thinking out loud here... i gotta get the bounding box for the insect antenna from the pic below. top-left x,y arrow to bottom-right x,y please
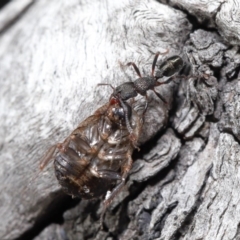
152,49 -> 169,76
97,83 -> 115,90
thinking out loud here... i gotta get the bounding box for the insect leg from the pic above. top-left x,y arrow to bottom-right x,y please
161,74 -> 188,84
118,98 -> 134,135
40,134 -> 74,170
100,153 -> 133,228
143,94 -> 149,116
152,49 -> 169,76
126,62 -> 142,78
98,170 -> 122,180
39,144 -> 58,170
152,52 -> 160,77
59,136 -> 72,152
153,89 -> 167,104
116,99 -> 139,149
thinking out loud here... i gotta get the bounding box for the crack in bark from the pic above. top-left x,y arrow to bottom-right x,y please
173,164 -> 213,239
15,192 -> 80,240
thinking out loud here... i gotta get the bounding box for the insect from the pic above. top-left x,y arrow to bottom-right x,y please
40,97 -> 143,225
115,53 -> 183,105
99,53 -> 183,134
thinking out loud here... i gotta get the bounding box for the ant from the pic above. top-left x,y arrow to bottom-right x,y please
99,52 -> 184,135
114,53 -> 183,107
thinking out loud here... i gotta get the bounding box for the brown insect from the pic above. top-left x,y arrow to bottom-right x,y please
40,96 -> 143,225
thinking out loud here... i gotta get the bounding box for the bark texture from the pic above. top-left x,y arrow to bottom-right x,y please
0,0 -> 240,239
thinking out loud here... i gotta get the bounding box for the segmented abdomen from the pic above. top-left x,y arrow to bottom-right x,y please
54,112 -> 132,199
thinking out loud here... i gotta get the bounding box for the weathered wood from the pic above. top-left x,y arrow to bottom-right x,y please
1,0 -> 240,239
161,0 -> 240,45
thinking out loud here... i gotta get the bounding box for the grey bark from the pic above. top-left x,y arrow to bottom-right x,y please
0,0 -> 240,239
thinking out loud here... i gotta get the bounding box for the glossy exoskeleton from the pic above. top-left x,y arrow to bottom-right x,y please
40,98 -> 142,224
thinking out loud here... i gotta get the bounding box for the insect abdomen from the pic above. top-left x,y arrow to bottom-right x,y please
54,147 -> 115,199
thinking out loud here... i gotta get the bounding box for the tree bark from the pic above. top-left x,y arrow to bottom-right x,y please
0,0 -> 239,239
